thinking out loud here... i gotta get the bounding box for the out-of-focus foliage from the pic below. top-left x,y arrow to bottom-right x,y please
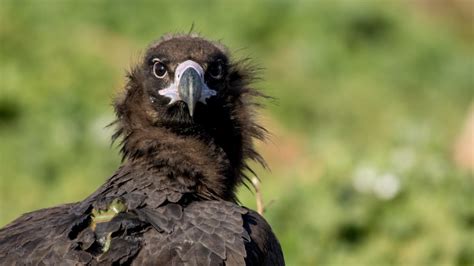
0,0 -> 473,265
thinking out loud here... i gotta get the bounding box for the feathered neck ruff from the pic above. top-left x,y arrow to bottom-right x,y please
110,40 -> 268,202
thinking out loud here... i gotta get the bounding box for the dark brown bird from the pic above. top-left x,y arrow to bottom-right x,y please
0,34 -> 284,265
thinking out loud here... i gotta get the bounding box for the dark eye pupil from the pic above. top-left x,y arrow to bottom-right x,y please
209,62 -> 222,78
153,62 -> 167,78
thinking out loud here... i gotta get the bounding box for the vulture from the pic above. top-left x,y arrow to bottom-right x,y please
0,34 -> 285,265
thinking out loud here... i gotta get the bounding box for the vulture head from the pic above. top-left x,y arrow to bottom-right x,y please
113,34 -> 267,201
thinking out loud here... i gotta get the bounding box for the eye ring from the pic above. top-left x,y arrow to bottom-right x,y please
152,59 -> 167,79
208,60 -> 223,79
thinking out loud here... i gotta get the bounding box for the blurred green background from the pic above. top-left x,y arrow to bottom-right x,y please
1,0 -> 473,265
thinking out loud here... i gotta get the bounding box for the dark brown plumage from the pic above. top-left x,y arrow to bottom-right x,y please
0,34 -> 284,265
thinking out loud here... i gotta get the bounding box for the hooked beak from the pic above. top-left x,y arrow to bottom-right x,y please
178,66 -> 203,117
158,60 -> 217,117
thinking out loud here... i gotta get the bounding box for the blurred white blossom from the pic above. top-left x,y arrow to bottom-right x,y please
353,166 -> 378,193
353,166 -> 401,200
373,173 -> 401,200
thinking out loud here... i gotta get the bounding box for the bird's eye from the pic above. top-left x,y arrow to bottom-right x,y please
208,61 -> 223,79
152,59 -> 167,79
